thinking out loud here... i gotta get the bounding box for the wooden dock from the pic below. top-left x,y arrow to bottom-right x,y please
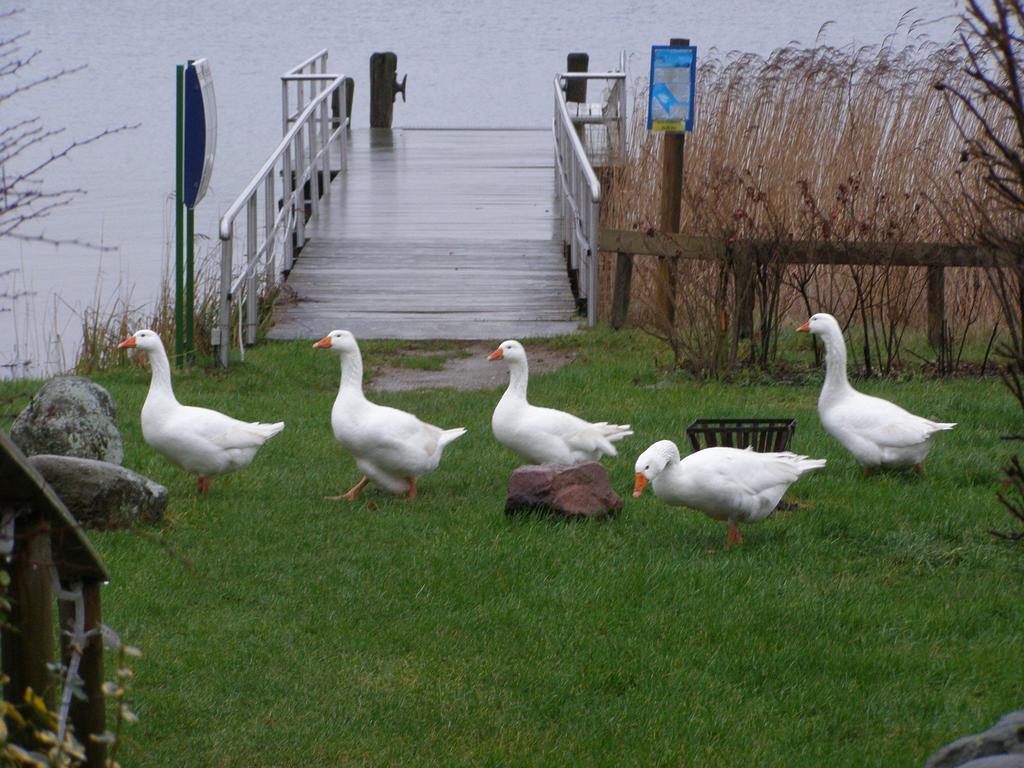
267,128 -> 580,341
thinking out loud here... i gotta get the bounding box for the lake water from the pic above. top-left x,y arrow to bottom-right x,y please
0,0 -> 960,376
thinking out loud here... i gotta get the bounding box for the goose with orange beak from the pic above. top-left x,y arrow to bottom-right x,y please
797,312 -> 955,475
633,439 -> 825,547
488,339 -> 632,465
314,330 -> 466,500
116,329 -> 284,494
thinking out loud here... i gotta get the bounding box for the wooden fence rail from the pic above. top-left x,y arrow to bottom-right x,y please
600,228 -> 1018,344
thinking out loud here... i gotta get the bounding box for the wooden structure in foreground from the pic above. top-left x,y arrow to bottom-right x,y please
602,228 -> 1016,346
0,430 -> 108,768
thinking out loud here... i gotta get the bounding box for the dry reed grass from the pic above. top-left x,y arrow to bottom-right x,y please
601,25 -> 1009,376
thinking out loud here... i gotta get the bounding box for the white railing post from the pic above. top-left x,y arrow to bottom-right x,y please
264,174 -> 275,284
588,196 -> 599,326
307,111 -> 320,216
246,197 -> 258,345
281,79 -> 289,136
320,98 -> 331,197
294,130 -> 306,250
217,234 -> 232,367
282,144 -> 296,271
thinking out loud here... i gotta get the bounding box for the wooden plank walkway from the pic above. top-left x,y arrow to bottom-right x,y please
267,128 -> 580,341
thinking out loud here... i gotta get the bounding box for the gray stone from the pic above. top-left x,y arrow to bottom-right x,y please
28,455 -> 167,529
926,711 -> 1024,768
505,462 -> 623,519
11,377 -> 123,464
958,757 -> 1024,768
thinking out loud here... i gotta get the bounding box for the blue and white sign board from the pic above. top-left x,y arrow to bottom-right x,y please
647,45 -> 697,132
183,58 -> 217,209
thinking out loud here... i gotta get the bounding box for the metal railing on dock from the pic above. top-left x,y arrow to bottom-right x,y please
214,51 -> 350,367
552,54 -> 626,326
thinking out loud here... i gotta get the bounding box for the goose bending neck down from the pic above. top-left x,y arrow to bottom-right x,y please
117,329 -> 284,494
314,330 -> 466,500
633,440 -> 826,547
488,339 -> 632,466
797,313 -> 955,474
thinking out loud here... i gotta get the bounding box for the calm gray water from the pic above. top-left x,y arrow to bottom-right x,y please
0,0 -> 960,376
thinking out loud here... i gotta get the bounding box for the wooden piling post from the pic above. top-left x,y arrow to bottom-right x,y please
370,52 -> 406,128
927,265 -> 945,349
655,38 -> 689,331
565,53 -> 589,103
332,76 -> 355,128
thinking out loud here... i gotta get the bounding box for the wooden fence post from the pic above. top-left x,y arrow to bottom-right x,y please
734,247 -> 755,340
611,251 -> 633,328
655,38 -> 689,331
2,514 -> 56,708
927,265 -> 945,348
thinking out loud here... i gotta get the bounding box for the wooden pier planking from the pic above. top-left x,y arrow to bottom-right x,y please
267,128 -> 580,341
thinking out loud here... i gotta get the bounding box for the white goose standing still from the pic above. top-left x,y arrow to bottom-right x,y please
633,440 -> 826,547
797,313 -> 955,474
488,339 -> 632,465
314,330 -> 466,500
117,329 -> 284,494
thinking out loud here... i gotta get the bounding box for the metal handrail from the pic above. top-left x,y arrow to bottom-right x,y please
214,52 -> 349,367
552,54 -> 627,326
281,49 -> 328,133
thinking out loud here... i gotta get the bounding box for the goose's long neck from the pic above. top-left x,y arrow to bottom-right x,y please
820,326 -> 853,398
339,349 -> 366,400
502,358 -> 529,402
146,344 -> 178,405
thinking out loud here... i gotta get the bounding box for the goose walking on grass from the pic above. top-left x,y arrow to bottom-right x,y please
633,440 -> 826,547
797,313 -> 955,475
117,329 -> 284,494
314,330 -> 466,500
488,339 -> 632,465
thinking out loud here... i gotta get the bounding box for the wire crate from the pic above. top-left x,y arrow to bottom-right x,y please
685,418 -> 797,453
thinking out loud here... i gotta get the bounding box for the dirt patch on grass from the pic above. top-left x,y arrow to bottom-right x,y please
369,341 -> 575,392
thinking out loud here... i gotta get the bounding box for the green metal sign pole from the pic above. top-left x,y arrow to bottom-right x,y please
174,64 -> 185,367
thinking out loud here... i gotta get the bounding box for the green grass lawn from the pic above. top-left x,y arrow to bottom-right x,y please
2,328 -> 1021,767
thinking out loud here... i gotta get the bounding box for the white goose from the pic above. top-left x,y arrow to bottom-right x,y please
314,330 -> 466,500
117,329 -> 284,494
798,313 -> 955,474
633,440 -> 826,547
488,339 -> 632,465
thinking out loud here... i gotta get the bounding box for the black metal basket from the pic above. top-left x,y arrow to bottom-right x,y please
685,418 -> 797,453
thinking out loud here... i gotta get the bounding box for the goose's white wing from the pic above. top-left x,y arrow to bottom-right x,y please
832,393 -> 954,449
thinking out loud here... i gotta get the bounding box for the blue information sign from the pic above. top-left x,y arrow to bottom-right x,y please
183,59 -> 217,209
647,45 -> 697,132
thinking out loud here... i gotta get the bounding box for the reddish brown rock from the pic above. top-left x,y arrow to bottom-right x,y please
504,462 -> 623,519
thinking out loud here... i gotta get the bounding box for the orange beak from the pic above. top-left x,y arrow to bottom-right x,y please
313,336 -> 332,349
487,347 -> 503,361
632,472 -> 648,497
796,320 -> 810,333
117,335 -> 136,349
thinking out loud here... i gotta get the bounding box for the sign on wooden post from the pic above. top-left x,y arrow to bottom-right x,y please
649,40 -> 696,330
647,44 -> 697,133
